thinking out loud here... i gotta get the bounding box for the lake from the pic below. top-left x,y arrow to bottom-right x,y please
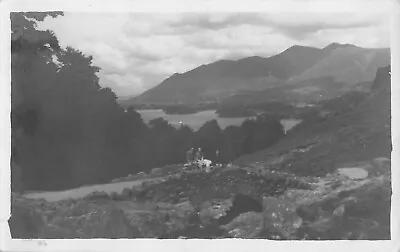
138,109 -> 302,133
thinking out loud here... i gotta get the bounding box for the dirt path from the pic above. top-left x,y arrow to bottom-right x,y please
22,177 -> 162,202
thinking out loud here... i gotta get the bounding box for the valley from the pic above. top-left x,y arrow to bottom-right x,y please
9,11 -> 392,242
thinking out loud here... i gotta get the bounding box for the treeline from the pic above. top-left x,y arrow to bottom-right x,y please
216,101 -> 305,118
11,12 -> 285,192
162,105 -> 199,115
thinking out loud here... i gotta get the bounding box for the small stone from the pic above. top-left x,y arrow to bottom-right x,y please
333,204 -> 345,217
337,167 -> 368,180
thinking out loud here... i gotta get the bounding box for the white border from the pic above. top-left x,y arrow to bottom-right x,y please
0,0 -> 399,252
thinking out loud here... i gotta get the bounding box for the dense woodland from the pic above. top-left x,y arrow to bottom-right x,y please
11,12 -> 285,192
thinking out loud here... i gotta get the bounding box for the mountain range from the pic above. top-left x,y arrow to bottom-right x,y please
124,43 -> 390,106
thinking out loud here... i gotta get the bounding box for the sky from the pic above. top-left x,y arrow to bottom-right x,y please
36,3 -> 391,98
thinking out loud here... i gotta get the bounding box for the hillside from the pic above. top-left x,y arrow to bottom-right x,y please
289,46 -> 390,84
234,66 -> 391,176
128,43 -> 389,106
10,66 -> 391,240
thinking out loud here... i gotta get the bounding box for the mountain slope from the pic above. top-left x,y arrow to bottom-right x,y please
134,45 -> 325,105
289,46 -> 390,84
131,43 -> 389,105
234,65 -> 391,177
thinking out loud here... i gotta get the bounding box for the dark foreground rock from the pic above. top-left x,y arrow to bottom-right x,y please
8,157 -> 390,239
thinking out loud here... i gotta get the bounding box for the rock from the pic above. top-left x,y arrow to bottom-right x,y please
43,201 -> 142,238
332,204 -> 345,217
9,195 -> 142,238
8,198 -> 46,238
198,198 -> 233,225
137,171 -> 147,177
14,155 -> 390,239
289,164 -> 391,239
336,167 -> 369,180
296,204 -> 319,222
220,212 -> 264,238
262,196 -> 303,239
121,200 -> 196,237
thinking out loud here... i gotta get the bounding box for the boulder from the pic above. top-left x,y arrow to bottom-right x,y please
198,198 -> 233,225
220,212 -> 264,238
336,167 -> 369,180
262,196 -> 303,239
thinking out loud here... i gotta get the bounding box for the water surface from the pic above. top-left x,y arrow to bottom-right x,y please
138,109 -> 254,131
138,109 -> 302,132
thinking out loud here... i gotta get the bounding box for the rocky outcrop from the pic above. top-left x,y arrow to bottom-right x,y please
370,65 -> 390,92
136,167 -> 312,206
9,196 -> 140,238
8,194 -> 47,239
9,157 -> 390,239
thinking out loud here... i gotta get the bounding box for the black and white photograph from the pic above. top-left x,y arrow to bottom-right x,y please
1,0 -> 398,248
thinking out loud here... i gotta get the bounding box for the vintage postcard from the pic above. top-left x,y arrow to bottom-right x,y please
0,0 -> 399,251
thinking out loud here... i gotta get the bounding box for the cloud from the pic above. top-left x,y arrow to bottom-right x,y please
262,13 -> 386,39
37,9 -> 390,97
164,12 -> 384,40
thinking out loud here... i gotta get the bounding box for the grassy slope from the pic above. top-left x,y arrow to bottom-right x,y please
233,81 -> 391,177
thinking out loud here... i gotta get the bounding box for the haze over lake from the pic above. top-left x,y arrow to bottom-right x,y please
138,109 -> 302,132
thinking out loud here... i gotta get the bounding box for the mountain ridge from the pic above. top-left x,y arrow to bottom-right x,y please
127,43 -> 389,106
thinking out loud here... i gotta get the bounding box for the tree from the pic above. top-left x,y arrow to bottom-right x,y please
220,125 -> 245,163
195,120 -> 222,161
10,11 -> 288,192
11,12 -> 128,190
11,12 -> 64,191
240,116 -> 284,154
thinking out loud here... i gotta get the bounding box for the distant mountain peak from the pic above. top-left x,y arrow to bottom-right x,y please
289,44 -> 313,49
282,44 -> 319,53
323,43 -> 359,52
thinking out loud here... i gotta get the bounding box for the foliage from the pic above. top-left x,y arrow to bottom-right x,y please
11,12 -> 287,191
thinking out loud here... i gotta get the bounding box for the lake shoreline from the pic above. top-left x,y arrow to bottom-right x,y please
137,109 -> 302,133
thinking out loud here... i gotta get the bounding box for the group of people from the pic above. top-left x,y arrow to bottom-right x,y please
186,147 -> 204,166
